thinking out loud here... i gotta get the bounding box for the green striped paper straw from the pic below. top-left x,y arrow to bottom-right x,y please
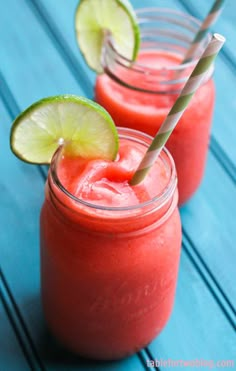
182,0 -> 225,64
130,33 -> 225,186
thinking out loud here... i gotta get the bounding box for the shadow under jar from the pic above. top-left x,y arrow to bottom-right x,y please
95,8 -> 215,206
40,128 -> 182,360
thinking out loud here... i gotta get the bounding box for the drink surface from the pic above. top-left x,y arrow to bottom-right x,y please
95,50 -> 215,205
57,138 -> 169,209
40,132 -> 182,360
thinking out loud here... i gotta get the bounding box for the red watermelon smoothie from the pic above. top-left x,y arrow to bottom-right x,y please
40,128 -> 182,360
95,8 -> 215,205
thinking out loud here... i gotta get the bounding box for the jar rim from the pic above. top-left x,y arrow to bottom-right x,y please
101,7 -> 213,94
104,7 -> 211,72
49,127 -> 177,213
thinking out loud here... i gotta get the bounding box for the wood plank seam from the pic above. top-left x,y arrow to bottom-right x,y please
210,132 -> 236,184
0,70 -> 20,121
146,233 -> 236,367
25,0 -> 236,186
182,232 -> 236,330
183,229 -> 236,318
138,349 -> 160,371
1,46 -> 235,361
0,271 -> 45,371
0,70 -> 48,182
145,348 -> 160,370
0,283 -> 32,370
24,0 -> 93,99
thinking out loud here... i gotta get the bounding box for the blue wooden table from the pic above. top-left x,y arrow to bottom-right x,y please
0,1 -> 235,370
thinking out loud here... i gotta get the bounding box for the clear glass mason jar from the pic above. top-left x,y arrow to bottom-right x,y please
40,128 -> 182,360
95,8 -> 215,206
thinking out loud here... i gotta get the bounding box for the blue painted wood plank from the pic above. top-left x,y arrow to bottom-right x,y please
0,95 -> 235,369
181,151 -> 236,308
30,0 -> 236,365
25,0 -> 94,99
0,0 -> 88,111
23,0 -> 236,177
148,249 -> 236,369
28,0 -> 236,312
37,0 -> 236,168
0,94 -> 235,369
0,0 -> 235,368
0,280 -> 30,371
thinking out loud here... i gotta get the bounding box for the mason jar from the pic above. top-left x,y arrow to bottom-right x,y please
40,127 -> 182,360
95,8 -> 215,205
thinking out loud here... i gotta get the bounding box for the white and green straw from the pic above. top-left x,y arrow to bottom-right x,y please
130,33 -> 225,186
182,0 -> 225,64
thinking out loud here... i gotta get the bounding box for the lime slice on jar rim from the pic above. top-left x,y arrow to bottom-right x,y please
75,0 -> 140,73
10,95 -> 119,164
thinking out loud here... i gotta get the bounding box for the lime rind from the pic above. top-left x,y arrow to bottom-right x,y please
10,95 -> 119,164
75,0 -> 140,73
116,0 -> 140,60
